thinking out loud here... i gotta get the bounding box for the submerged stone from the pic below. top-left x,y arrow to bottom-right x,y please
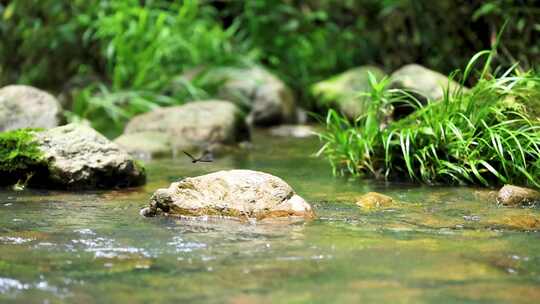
389,64 -> 465,102
355,192 -> 394,210
497,185 -> 540,207
114,100 -> 250,159
0,85 -> 62,131
310,66 -> 386,120
141,169 -> 314,220
0,124 -> 146,189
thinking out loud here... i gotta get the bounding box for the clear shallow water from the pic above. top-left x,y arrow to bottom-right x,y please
1,130 -> 539,303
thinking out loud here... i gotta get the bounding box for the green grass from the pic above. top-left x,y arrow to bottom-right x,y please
64,0 -> 253,137
0,129 -> 45,179
317,51 -> 540,188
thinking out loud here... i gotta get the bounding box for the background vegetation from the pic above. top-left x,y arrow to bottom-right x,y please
0,0 -> 539,186
0,0 -> 538,139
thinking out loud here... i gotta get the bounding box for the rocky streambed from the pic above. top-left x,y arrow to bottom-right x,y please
1,131 -> 540,303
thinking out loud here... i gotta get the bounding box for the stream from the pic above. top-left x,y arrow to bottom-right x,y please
1,130 -> 539,303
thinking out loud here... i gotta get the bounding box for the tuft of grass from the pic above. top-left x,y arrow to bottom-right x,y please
64,0 -> 254,137
0,129 -> 47,187
318,51 -> 540,188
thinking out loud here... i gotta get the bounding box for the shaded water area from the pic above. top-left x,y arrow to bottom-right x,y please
1,130 -> 540,303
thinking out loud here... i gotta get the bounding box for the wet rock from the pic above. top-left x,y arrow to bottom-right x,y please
33,124 -> 146,189
0,124 -> 147,189
114,131 -> 173,160
142,169 -> 314,220
0,85 -> 62,131
355,192 -> 394,210
497,185 -> 540,207
268,125 -> 315,138
311,66 -> 386,119
389,64 -> 465,102
114,101 -> 250,159
211,66 -> 297,126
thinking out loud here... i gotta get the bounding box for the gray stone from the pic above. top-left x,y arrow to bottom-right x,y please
497,185 -> 540,207
310,66 -> 386,119
142,169 -> 314,220
212,66 -> 297,126
0,85 -> 62,131
389,64 -> 465,102
114,131 -> 173,160
34,124 -> 146,189
115,100 -> 250,159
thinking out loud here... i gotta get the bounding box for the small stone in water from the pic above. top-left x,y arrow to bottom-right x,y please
356,192 -> 394,210
463,215 -> 481,221
497,185 -> 540,207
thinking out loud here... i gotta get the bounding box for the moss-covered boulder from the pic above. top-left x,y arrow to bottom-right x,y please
203,66 -> 297,126
114,100 -> 250,159
310,66 -> 386,119
141,169 -> 314,220
389,64 -> 465,102
0,85 -> 62,131
0,124 -> 146,189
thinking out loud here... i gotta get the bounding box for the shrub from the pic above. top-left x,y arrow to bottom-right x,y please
65,0 -> 253,136
317,50 -> 540,188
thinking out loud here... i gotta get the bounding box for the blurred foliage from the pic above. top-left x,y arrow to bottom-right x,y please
89,0 -> 248,91
0,0 -> 98,87
0,0 -> 253,136
225,0 -> 539,102
0,0 -> 538,136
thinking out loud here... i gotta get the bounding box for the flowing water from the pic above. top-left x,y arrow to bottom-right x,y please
1,130 -> 539,303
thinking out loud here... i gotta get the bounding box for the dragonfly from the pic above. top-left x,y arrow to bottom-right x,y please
182,150 -> 214,163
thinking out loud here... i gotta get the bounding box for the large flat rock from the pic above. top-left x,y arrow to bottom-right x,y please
141,169 -> 314,220
115,100 -> 250,159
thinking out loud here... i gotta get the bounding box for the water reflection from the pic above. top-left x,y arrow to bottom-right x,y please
0,131 -> 539,303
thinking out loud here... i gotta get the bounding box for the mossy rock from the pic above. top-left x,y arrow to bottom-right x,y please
310,66 -> 386,119
0,124 -> 146,189
0,128 -> 48,186
389,64 -> 466,103
200,66 -> 298,126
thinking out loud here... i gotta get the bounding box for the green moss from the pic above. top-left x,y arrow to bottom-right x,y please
0,129 -> 45,173
0,129 -> 48,187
